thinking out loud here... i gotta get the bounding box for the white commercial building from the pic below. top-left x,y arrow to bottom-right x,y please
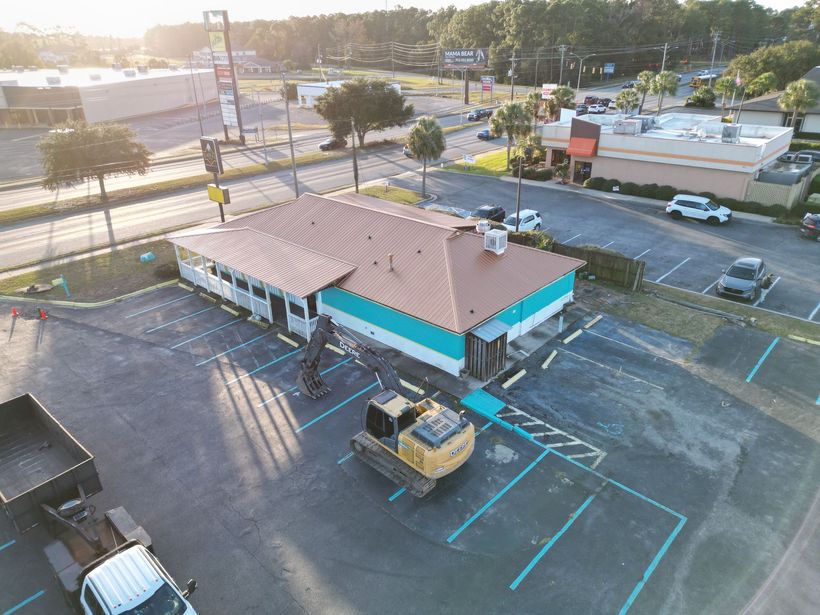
0,67 -> 217,127
295,80 -> 401,108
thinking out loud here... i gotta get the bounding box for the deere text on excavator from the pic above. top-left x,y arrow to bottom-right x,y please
297,315 -> 475,497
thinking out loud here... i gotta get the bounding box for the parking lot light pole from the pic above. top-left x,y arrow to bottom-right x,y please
281,71 -> 300,198
515,153 -> 523,232
350,117 -> 359,193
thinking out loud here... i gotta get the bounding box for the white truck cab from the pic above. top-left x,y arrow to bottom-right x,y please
80,544 -> 197,615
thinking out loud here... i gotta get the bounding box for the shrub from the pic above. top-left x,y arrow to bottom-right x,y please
638,183 -> 660,198
619,182 -> 639,195
657,185 -> 677,201
584,177 -> 606,190
507,230 -> 553,251
602,178 -> 621,192
698,191 -> 717,201
520,167 -> 553,181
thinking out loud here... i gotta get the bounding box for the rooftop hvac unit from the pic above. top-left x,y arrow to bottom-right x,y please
123,69 -> 136,77
57,65 -> 69,74
638,117 -> 655,133
613,119 -> 641,135
137,65 -> 148,74
484,229 -> 508,255
721,124 -> 741,143
475,219 -> 491,234
46,76 -> 61,85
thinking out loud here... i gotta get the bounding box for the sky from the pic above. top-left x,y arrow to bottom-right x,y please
0,0 -> 808,39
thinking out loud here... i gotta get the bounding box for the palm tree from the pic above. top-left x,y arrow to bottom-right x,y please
635,70 -> 655,114
407,116 -> 446,198
524,91 -> 541,134
651,71 -> 679,115
779,79 -> 819,129
551,85 -> 576,112
714,76 -> 739,113
747,72 -> 777,98
615,89 -> 639,114
490,102 -> 532,170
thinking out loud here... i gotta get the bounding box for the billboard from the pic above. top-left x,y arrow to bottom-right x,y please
443,48 -> 489,69
481,76 -> 494,92
203,10 -> 227,32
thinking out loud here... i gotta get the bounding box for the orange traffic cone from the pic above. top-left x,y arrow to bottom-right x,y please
38,308 -> 48,320
11,307 -> 18,318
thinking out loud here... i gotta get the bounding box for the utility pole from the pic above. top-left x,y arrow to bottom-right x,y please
391,41 -> 395,79
281,71 -> 300,198
257,90 -> 268,165
509,50 -> 516,101
515,154 -> 523,232
533,48 -> 541,91
708,30 -> 720,88
189,53 -> 203,136
350,117 -> 359,193
558,44 -> 568,86
657,42 -> 669,114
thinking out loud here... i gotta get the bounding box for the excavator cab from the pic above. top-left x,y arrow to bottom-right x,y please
365,390 -> 417,452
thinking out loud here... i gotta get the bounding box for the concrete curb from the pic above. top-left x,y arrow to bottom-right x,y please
0,279 -> 178,309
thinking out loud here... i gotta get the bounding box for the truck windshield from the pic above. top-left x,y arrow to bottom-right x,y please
122,583 -> 187,615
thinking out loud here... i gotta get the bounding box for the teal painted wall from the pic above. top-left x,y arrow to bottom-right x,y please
496,272 -> 575,326
321,287 -> 465,360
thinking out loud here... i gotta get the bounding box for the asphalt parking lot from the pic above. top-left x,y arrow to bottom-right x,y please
394,171 -> 820,323
1,285 -> 818,614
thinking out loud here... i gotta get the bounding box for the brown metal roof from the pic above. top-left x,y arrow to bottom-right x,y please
188,193 -> 583,333
169,227 -> 357,298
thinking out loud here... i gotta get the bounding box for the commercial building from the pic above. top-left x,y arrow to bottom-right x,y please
0,67 -> 217,127
170,193 -> 583,378
729,66 -> 820,134
295,80 -> 401,108
540,113 -> 793,203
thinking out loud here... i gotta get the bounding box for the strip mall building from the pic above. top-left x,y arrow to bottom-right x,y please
170,193 -> 583,379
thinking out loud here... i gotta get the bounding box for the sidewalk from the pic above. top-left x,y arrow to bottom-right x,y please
496,175 -> 777,224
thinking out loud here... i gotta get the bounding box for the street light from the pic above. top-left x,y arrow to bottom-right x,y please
569,52 -> 596,91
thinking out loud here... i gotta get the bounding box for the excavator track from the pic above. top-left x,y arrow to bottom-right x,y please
350,432 -> 436,498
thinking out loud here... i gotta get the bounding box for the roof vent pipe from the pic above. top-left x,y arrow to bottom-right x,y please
388,253 -> 394,271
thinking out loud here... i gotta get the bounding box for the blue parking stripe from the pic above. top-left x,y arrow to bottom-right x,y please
257,358 -> 353,406
125,294 -> 194,318
2,590 -> 45,615
447,449 -> 551,543
295,382 -> 379,434
224,346 -> 303,386
170,318 -> 241,349
618,516 -> 687,614
0,540 -> 15,553
144,307 -> 216,333
816,393 -> 819,406
510,494 -> 596,590
196,331 -> 272,366
337,452 -> 354,465
745,336 -> 780,383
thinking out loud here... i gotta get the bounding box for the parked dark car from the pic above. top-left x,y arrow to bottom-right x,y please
575,104 -> 589,115
801,212 -> 820,240
476,129 -> 494,140
622,81 -> 636,89
468,108 -> 493,121
318,136 -> 347,151
716,257 -> 769,301
471,204 -> 506,223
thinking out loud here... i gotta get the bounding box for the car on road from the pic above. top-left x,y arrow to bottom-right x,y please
503,209 -> 543,232
588,104 -> 607,114
467,108 -> 493,121
470,204 -> 506,223
476,128 -> 495,140
318,136 -> 347,151
402,144 -> 413,158
622,81 -> 636,89
666,194 -> 732,225
716,257 -> 768,300
608,99 -> 618,109
575,104 -> 589,115
800,212 -> 820,240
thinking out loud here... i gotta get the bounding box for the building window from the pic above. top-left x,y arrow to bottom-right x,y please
551,149 -> 566,166
307,294 -> 317,315
251,283 -> 266,299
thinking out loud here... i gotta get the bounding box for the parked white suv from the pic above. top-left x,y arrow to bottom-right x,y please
666,194 -> 732,225
503,209 -> 543,231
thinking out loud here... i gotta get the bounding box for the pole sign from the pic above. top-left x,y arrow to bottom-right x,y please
200,137 -> 223,174
443,48 -> 489,69
603,63 -> 615,75
541,83 -> 558,99
480,76 -> 494,92
203,10 -> 244,136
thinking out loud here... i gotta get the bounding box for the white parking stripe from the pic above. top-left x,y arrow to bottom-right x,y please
563,233 -> 582,244
702,278 -> 721,294
753,276 -> 781,307
600,241 -> 615,249
809,301 -> 820,321
634,248 -> 652,260
654,257 -> 690,283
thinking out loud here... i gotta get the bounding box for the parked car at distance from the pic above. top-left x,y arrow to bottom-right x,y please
622,81 -> 636,89
716,257 -> 768,300
608,99 -> 618,109
471,204 -> 506,223
402,144 -> 413,158
467,108 -> 493,121
800,212 -> 820,240
666,194 -> 732,225
588,104 -> 607,114
503,209 -> 543,231
575,104 -> 588,115
318,136 -> 347,151
476,128 -> 495,140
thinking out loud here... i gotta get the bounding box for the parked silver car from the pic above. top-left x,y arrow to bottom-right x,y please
716,257 -> 768,300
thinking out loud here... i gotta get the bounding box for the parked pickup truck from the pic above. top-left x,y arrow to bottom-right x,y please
0,393 -> 198,615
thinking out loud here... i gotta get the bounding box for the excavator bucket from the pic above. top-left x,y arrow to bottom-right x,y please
296,368 -> 330,399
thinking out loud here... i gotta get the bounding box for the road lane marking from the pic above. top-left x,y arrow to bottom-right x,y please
0,540 -> 15,553
295,381 -> 379,433
144,307 -> 216,333
224,347 -> 303,386
563,233 -> 582,244
170,319 -> 241,349
196,331 -> 272,366
634,248 -> 652,260
560,349 -> 664,390
125,294 -> 194,318
600,241 -> 615,249
654,257 -> 690,283
3,590 -> 46,614
808,301 -> 820,321
702,278 -> 721,294
745,337 -> 780,383
257,358 -> 352,406
337,452 -> 354,465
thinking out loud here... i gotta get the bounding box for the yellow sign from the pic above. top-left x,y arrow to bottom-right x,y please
207,184 -> 230,204
209,31 -> 226,52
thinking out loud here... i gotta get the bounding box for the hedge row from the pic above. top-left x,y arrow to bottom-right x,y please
507,166 -> 554,181
582,176 -> 796,217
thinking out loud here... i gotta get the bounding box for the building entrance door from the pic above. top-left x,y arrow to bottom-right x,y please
573,161 -> 592,184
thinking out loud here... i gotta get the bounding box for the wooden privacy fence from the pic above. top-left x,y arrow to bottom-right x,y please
552,242 -> 646,290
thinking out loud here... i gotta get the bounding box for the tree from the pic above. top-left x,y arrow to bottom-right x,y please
714,76 -> 741,110
779,79 -> 819,129
687,87 -> 716,108
314,78 -> 414,147
746,72 -> 778,98
615,89 -> 639,114
38,121 -> 151,202
635,70 -> 655,114
524,91 -> 542,133
407,116 -> 446,198
651,71 -> 679,115
490,102 -> 531,170
549,85 -> 576,114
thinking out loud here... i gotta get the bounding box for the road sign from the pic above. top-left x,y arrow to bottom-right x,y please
443,48 -> 489,69
463,154 -> 476,164
207,184 -> 231,204
541,83 -> 558,99
200,137 -> 223,175
481,76 -> 494,92
604,63 -> 615,75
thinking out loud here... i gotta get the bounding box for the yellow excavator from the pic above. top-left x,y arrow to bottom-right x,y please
297,315 -> 475,497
